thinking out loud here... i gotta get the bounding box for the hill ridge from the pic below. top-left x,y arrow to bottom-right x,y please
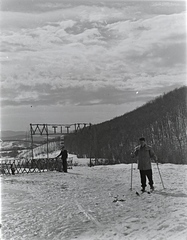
65,86 -> 187,164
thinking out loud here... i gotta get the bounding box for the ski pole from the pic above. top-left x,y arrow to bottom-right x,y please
130,149 -> 134,191
156,162 -> 165,189
130,162 -> 133,190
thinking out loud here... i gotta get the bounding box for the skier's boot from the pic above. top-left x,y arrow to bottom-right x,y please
150,185 -> 154,191
141,187 -> 146,193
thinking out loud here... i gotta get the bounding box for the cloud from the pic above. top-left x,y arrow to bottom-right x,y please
1,1 -> 186,109
1,70 -> 185,108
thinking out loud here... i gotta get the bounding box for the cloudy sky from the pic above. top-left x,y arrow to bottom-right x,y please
0,0 -> 186,131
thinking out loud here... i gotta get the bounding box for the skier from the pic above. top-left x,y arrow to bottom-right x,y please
56,146 -> 68,173
131,137 -> 157,192
10,161 -> 16,175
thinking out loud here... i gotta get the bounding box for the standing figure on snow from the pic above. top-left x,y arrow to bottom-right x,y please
131,137 -> 157,192
56,146 -> 68,173
10,161 -> 16,175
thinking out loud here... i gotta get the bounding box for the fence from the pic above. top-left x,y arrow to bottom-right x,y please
0,157 -> 73,175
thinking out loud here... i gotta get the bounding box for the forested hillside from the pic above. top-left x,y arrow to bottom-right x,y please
65,86 -> 187,164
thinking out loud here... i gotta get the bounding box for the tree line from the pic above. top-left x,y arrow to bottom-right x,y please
65,86 -> 187,164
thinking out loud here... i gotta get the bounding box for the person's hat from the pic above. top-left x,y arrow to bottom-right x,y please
139,137 -> 145,141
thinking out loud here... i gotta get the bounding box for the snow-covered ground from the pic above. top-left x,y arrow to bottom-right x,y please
1,162 -> 187,240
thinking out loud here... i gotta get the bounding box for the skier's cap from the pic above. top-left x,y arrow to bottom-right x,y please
139,137 -> 145,141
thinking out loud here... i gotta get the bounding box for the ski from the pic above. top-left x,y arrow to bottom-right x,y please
113,198 -> 126,203
112,196 -> 126,203
136,190 -> 153,196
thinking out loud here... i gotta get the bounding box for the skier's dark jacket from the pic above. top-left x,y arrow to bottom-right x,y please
131,144 -> 157,170
57,149 -> 68,160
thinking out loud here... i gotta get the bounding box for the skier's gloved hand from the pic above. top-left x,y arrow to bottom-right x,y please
135,145 -> 140,151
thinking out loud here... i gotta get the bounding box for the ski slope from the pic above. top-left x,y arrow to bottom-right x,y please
1,162 -> 187,240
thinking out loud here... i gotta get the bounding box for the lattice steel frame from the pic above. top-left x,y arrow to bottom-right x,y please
30,123 -> 92,160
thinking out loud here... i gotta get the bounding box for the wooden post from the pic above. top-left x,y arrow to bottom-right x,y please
46,124 -> 49,160
30,124 -> 34,160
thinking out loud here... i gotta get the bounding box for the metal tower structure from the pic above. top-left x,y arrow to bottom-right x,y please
30,123 -> 92,159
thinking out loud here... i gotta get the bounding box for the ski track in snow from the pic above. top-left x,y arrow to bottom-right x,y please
1,163 -> 187,240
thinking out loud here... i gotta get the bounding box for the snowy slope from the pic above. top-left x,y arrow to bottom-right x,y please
1,163 -> 187,240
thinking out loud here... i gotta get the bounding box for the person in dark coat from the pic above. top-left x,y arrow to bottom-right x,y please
56,146 -> 68,173
131,137 -> 157,192
10,162 -> 16,175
